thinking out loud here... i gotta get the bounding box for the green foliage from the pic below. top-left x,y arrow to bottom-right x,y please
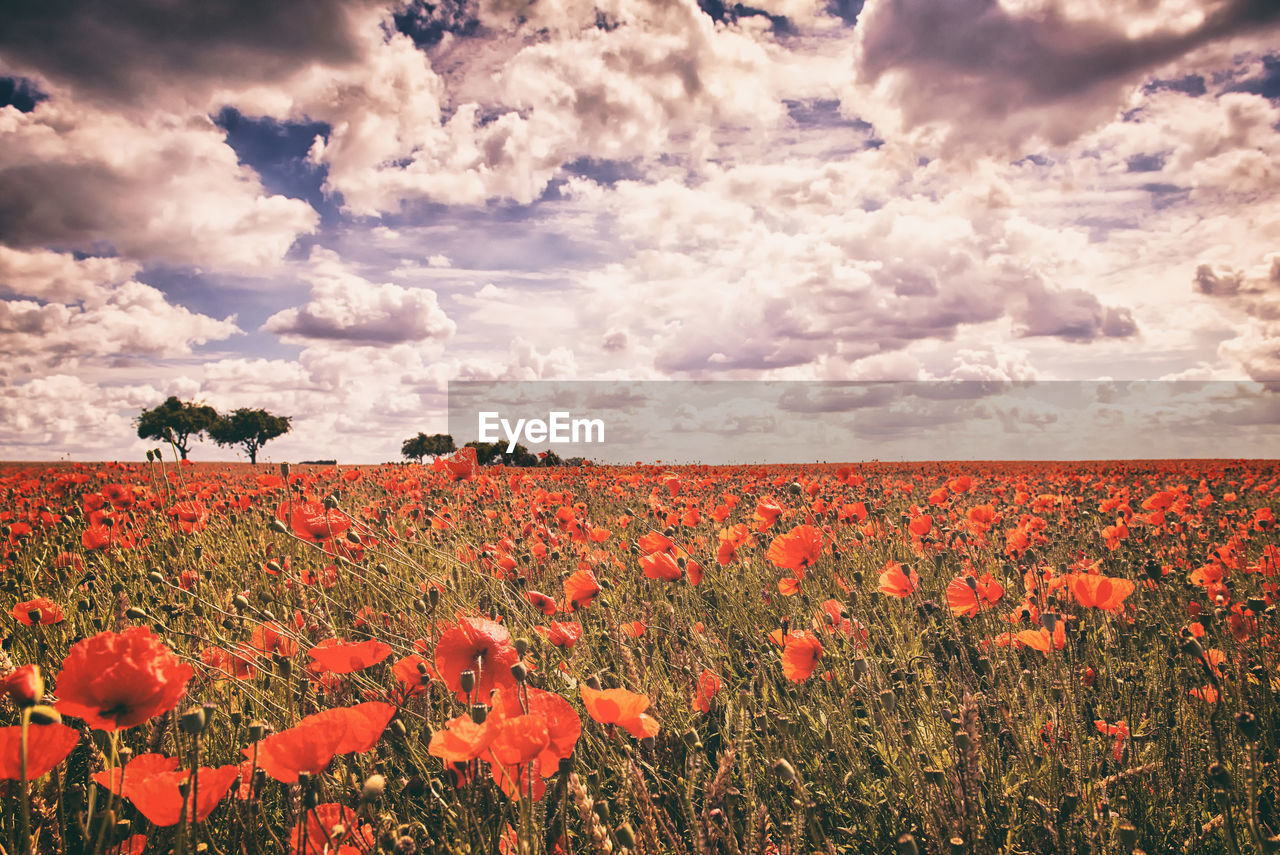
401,432 -> 456,462
208,407 -> 291,464
465,440 -> 539,466
135,396 -> 218,459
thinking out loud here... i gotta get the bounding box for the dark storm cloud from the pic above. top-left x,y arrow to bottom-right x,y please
1143,73 -> 1208,97
857,0 -> 1280,144
0,0 -> 387,104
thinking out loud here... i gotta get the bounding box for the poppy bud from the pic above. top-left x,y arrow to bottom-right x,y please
270,520 -> 288,534
180,706 -> 207,734
361,774 -> 386,802
470,705 -> 487,724
585,674 -> 602,690
773,759 -> 797,783
514,638 -> 529,658
615,823 -> 636,849
896,835 -> 919,855
3,664 -> 43,707
428,588 -> 439,607
459,670 -> 476,694
640,735 -> 655,751
1207,762 -> 1230,789
125,607 -> 147,621
1235,712 -> 1260,743
1116,820 -> 1138,850
28,704 -> 61,725
511,663 -> 528,683
248,721 -> 267,741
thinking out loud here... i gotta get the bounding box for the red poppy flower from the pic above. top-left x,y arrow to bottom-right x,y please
1,664 -> 44,706
434,617 -> 519,702
692,669 -> 722,713
946,573 -> 1005,617
0,723 -> 79,780
102,757 -> 240,826
429,713 -> 496,766
562,569 -> 601,612
56,627 -> 194,731
392,655 -> 439,698
641,551 -> 683,582
525,590 -> 558,616
308,638 -> 392,674
491,686 -> 581,773
247,702 -> 395,783
169,501 -> 209,533
298,803 -> 374,855
781,631 -> 823,682
248,621 -> 300,657
488,715 -> 550,767
1015,621 -> 1066,654
753,496 -> 785,530
877,562 -> 919,598
580,685 -> 659,739
12,597 -> 65,625
200,646 -> 259,680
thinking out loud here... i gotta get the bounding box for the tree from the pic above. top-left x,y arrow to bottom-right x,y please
401,433 -> 456,463
209,408 -> 292,464
464,440 -> 539,467
136,397 -> 219,460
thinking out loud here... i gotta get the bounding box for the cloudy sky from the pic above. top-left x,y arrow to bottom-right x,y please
1,0 -> 1278,463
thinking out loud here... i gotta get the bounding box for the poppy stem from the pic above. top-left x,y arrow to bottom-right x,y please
19,708 -> 31,855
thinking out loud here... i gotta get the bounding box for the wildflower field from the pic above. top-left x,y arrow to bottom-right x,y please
1,456 -> 1278,855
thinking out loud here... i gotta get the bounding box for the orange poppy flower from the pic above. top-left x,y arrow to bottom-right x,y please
392,655 -> 439,697
248,703 -> 394,783
12,597 -> 65,625
641,551 -> 683,582
429,713 -> 497,766
102,758 -> 240,826
1068,573 -> 1134,611
488,715 -> 550,767
0,723 -> 79,780
767,525 -> 823,572
562,569 -> 602,612
781,631 -> 823,682
308,638 -> 392,674
692,669 -> 722,713
946,573 -> 1005,617
535,621 -> 583,650
434,617 -> 519,702
579,685 -> 659,739
1015,621 -> 1066,654
877,562 -> 919,598
298,804 -> 374,855
55,627 -> 194,731
492,687 -> 581,774
525,590 -> 558,616
753,496 -> 785,530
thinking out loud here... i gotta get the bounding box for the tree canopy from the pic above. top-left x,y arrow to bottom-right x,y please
208,408 -> 292,464
401,433 -> 456,463
135,397 -> 219,460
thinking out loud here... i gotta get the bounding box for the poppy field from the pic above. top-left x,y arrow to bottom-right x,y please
1,456 -> 1278,855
